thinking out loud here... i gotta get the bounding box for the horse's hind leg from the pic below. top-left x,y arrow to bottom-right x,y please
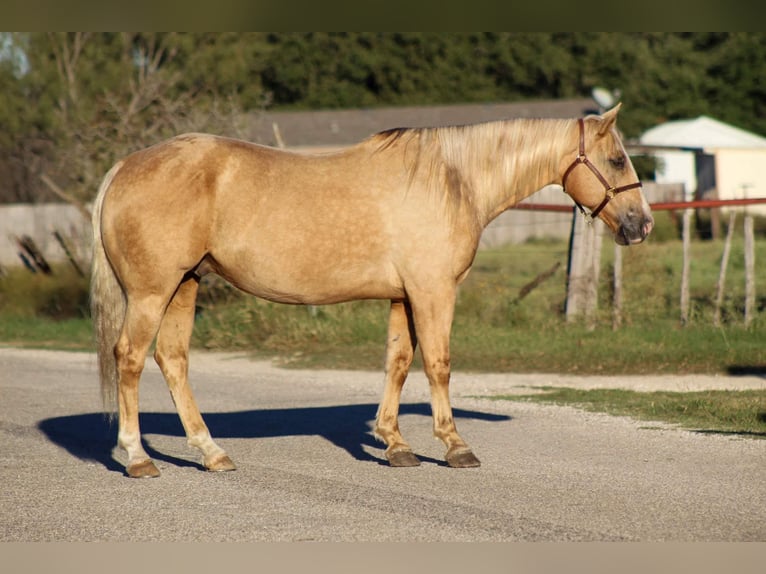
374,300 -> 421,467
115,296 -> 169,478
154,275 -> 235,472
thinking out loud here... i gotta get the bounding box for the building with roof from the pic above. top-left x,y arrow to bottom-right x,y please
245,98 -> 597,150
640,115 -> 766,216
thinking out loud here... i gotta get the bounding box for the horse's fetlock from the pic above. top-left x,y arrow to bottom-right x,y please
373,423 -> 396,444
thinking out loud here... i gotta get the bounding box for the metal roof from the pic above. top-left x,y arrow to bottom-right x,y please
640,116 -> 766,149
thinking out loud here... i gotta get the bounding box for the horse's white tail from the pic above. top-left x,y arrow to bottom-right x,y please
90,161 -> 125,418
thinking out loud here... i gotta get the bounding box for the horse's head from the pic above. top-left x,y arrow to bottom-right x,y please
560,104 -> 653,245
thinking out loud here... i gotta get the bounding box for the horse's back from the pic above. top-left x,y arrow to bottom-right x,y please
100,133 -> 412,303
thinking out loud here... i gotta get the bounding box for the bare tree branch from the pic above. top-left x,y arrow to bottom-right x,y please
40,173 -> 91,221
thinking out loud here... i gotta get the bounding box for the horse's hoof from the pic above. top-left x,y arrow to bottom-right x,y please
205,454 -> 237,472
127,459 -> 161,478
387,449 -> 421,467
446,447 -> 481,468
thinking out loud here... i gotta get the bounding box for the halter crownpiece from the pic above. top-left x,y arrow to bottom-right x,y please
562,118 -> 642,222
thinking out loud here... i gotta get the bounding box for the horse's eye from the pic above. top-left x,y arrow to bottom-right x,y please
609,155 -> 626,170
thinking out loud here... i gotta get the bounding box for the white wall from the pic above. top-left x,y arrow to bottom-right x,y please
651,146 -> 766,215
715,149 -> 766,216
653,150 -> 696,200
0,203 -> 92,269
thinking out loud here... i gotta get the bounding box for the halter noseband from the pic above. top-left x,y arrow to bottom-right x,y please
562,118 -> 642,222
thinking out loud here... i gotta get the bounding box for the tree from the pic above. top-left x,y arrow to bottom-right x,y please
705,32 -> 766,135
2,33 -> 254,205
1,33 -> 764,205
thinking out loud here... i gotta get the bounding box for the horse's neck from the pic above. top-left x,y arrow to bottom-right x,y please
441,119 -> 575,227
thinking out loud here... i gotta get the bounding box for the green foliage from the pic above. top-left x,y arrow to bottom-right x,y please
2,33 -> 766,203
0,264 -> 89,320
251,32 -> 766,138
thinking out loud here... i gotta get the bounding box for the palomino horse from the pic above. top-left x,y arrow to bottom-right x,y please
91,104 -> 653,477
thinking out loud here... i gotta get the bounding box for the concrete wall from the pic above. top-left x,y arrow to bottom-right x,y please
480,185 -> 573,248
481,182 -> 678,248
0,203 -> 92,269
0,182 -> 675,268
2,198 -> 570,269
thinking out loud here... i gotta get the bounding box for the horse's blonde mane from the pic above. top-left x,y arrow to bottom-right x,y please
372,118 -> 575,223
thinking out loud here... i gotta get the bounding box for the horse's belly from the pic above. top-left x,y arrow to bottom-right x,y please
213,253 -> 404,305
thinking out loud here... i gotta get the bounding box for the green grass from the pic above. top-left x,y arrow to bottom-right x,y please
0,264 -> 94,350
192,293 -> 390,369
185,231 -> 766,373
495,388 -> 766,437
0,314 -> 93,350
1,233 -> 764,374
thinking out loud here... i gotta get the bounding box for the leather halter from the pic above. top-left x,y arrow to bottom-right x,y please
562,118 -> 642,221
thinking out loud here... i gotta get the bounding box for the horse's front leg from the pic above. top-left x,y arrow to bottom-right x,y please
374,300 -> 421,467
410,287 -> 481,468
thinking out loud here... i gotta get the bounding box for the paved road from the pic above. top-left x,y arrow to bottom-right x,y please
1,347 -> 764,541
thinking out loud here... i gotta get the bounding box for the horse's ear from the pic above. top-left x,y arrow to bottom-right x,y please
598,103 -> 622,136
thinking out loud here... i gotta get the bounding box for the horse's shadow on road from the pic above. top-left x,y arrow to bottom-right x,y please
38,403 -> 510,474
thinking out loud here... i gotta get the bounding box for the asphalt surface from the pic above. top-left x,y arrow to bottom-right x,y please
1,347 -> 764,541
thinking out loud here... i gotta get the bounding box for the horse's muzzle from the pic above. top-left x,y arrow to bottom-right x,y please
615,213 -> 654,245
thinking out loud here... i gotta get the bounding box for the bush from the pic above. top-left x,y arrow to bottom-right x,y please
0,264 -> 89,320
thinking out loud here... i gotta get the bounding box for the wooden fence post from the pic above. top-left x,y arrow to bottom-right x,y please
566,212 -> 604,328
612,243 -> 623,330
744,215 -> 756,328
680,209 -> 693,326
713,212 -> 736,327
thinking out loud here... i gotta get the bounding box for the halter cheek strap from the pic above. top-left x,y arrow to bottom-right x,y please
562,118 -> 642,221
